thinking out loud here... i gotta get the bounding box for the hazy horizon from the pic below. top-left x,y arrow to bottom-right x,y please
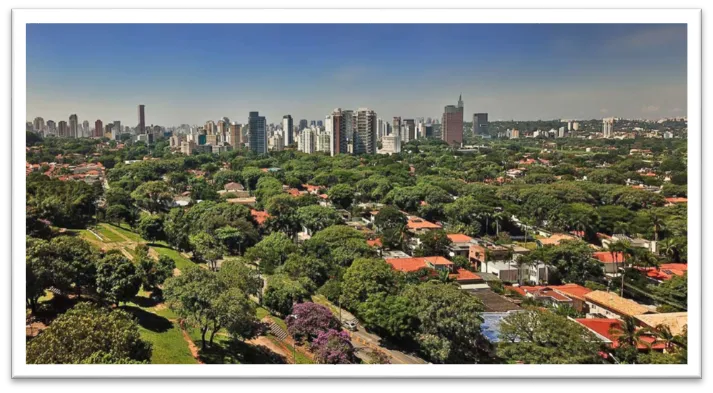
26,23 -> 687,127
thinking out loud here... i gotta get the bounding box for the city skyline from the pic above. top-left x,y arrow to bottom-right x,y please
27,23 -> 687,125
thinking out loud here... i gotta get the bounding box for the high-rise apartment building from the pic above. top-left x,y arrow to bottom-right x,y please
316,132 -> 331,153
472,113 -> 488,135
138,104 -> 146,134
441,95 -> 464,146
269,133 -> 285,151
602,118 -> 614,138
402,119 -> 416,143
299,119 -> 308,131
46,120 -> 56,135
510,129 -> 520,139
58,121 -> 69,137
299,128 -> 316,154
69,114 -> 79,138
95,120 -> 103,138
379,134 -> 401,155
392,117 -> 401,137
248,111 -> 267,154
205,120 -> 216,135
572,122 -> 580,131
82,120 -> 90,137
282,115 -> 294,146
326,108 -> 352,156
354,108 -> 377,155
33,117 -> 44,133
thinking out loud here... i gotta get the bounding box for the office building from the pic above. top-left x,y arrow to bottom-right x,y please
602,118 -> 614,138
229,122 -> 242,147
248,111 -> 267,154
392,117 -> 401,137
441,94 -> 464,145
82,120 -> 90,137
473,113 -> 488,135
69,114 -> 79,138
354,108 -> 377,155
138,104 -> 146,134
282,115 -> 294,146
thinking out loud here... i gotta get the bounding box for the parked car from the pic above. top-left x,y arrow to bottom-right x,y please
343,319 -> 358,331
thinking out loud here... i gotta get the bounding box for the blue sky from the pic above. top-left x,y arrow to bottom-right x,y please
26,23 -> 687,126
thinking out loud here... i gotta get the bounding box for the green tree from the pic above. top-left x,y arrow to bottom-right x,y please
244,232 -> 297,274
217,257 -> 263,297
190,232 -> 226,271
296,205 -> 343,234
138,254 -> 175,291
130,180 -> 173,213
328,184 -> 355,209
414,229 -> 452,257
137,214 -> 165,242
373,205 -> 407,231
95,254 -> 142,305
26,303 -> 151,364
498,308 -> 603,364
215,222 -> 259,256
263,273 -> 309,316
341,258 -> 397,310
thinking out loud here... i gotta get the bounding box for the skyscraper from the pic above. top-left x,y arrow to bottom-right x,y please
69,114 -> 79,138
82,120 -> 90,137
402,119 -> 416,143
441,94 -> 464,146
602,118 -> 614,138
472,113 -> 488,135
113,121 -> 122,139
58,121 -> 69,137
354,108 -> 377,155
248,111 -> 267,154
229,122 -> 242,147
392,117 -> 401,137
205,120 -> 216,135
326,108 -> 352,156
138,104 -> 146,134
299,128 -> 316,154
299,119 -> 308,131
46,120 -> 56,135
32,117 -> 44,133
282,115 -> 294,146
95,120 -> 103,138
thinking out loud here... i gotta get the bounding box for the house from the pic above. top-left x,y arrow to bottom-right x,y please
636,263 -> 687,283
592,251 -> 626,274
226,197 -> 256,206
405,215 -> 441,235
480,310 -> 524,343
537,233 -> 577,247
469,243 -> 544,283
447,233 -> 477,258
665,197 -> 688,206
634,312 -> 687,336
506,168 -> 523,178
574,318 -> 665,351
584,290 -> 655,320
601,234 -> 657,254
467,289 -> 522,312
224,182 -> 245,192
509,283 -> 592,313
384,256 -> 486,288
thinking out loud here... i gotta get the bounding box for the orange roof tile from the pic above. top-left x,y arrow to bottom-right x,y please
575,318 -> 665,350
593,251 -> 626,264
406,216 -> 441,230
665,197 -> 687,204
250,209 -> 270,225
447,233 -> 474,243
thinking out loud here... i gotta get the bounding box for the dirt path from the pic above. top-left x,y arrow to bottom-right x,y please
247,336 -> 293,361
177,320 -> 204,364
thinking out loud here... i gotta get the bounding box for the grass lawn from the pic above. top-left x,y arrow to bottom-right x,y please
122,306 -> 197,364
256,306 -> 270,320
96,225 -> 124,242
151,244 -> 196,271
105,223 -> 144,243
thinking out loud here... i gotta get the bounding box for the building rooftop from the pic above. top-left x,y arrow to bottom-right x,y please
634,312 -> 688,336
406,216 -> 442,230
575,318 -> 664,350
447,233 -> 475,244
384,256 -> 454,273
592,251 -> 626,264
584,290 -> 652,318
468,289 -> 522,312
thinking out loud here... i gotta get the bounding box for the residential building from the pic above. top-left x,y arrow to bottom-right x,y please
326,108 -> 351,156
316,132 -> 331,153
592,251 -> 626,274
354,108 -> 377,155
401,118 -> 416,144
69,114 -> 79,138
228,122 -> 242,147
112,121 -> 121,139
282,115 -> 294,146
46,120 -> 56,135
94,120 -> 103,138
392,116 -> 401,138
405,215 -> 441,236
269,133 -> 285,151
180,140 -> 197,155
384,256 -> 485,288
634,312 -> 687,336
447,233 -> 477,258
602,118 -> 615,138
298,119 -> 308,131
472,113 -> 488,135
299,128 -> 316,154
138,104 -> 146,134
32,117 -> 44,133
379,134 -> 401,154
441,94 -> 464,146
509,284 -> 592,313
205,120 -> 216,135
584,290 -> 654,320
248,111 -> 267,154
575,318 -> 665,352
510,129 -> 520,139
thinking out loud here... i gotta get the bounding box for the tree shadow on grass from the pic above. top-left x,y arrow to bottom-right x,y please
131,294 -> 160,308
121,306 -> 172,333
197,339 -> 288,364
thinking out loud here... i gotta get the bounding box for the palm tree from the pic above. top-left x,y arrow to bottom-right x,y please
650,213 -> 666,242
652,324 -> 679,353
492,211 -> 508,237
658,238 -> 676,260
609,316 -> 650,349
613,221 -> 630,236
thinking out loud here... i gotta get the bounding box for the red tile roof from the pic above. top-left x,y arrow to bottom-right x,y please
452,268 -> 482,282
406,216 -> 441,230
575,318 -> 665,350
366,238 -> 382,248
385,256 -> 454,272
593,251 -> 626,264
510,286 -> 572,302
287,188 -> 302,197
553,283 -> 593,301
636,263 -> 687,281
447,233 -> 474,244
